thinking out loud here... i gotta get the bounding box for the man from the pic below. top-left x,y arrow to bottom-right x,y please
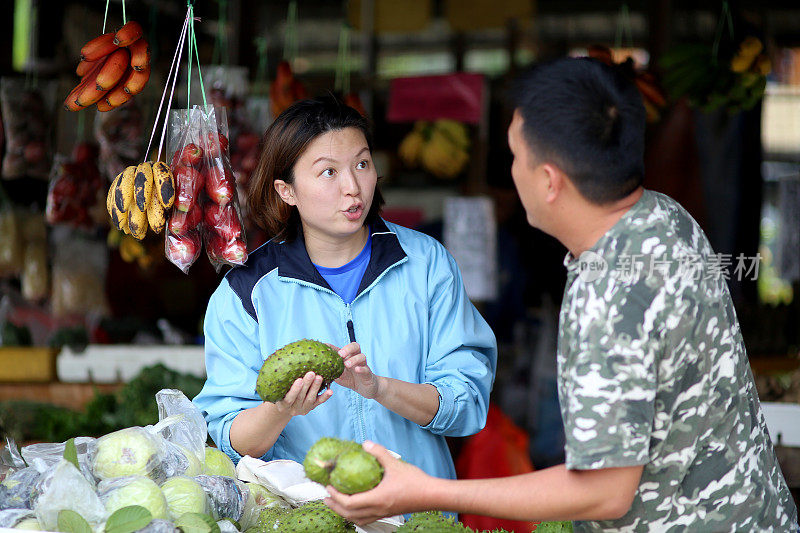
325,57 -> 799,531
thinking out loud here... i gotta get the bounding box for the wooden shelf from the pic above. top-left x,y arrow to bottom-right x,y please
0,382 -> 121,411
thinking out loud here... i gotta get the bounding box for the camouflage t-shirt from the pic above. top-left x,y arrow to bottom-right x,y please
557,189 -> 799,532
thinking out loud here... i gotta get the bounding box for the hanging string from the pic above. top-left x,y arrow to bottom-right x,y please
121,0 -> 127,25
102,0 -> 110,33
191,9 -> 208,109
254,36 -> 269,91
212,0 -> 228,65
187,3 -> 194,110
283,1 -> 298,64
614,3 -> 633,51
335,23 -> 350,94
156,8 -> 191,160
146,5 -> 190,161
711,0 -> 734,65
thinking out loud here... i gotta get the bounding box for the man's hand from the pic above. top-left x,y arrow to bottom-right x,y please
334,342 -> 381,400
273,371 -> 332,417
324,441 -> 434,526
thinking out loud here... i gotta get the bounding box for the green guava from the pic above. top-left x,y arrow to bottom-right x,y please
103,476 -> 168,520
202,447 -> 236,478
160,476 -> 209,520
93,428 -> 160,480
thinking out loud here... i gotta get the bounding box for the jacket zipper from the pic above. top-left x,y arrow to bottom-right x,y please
345,304 -> 367,442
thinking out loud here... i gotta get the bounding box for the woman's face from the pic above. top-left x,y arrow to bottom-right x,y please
274,127 -> 376,243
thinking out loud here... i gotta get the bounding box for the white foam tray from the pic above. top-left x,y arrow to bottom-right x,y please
57,345 -> 206,383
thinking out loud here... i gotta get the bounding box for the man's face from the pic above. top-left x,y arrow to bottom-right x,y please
508,110 -> 545,230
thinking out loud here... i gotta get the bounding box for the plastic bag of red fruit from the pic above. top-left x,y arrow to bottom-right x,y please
165,105 -> 247,274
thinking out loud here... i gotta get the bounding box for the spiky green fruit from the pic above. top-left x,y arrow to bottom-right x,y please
255,339 -> 345,403
396,511 -> 471,531
328,449 -> 384,494
253,505 -> 290,531
303,438 -> 361,486
282,501 -> 354,533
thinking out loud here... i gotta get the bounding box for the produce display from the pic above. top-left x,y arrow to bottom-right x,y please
250,500 -> 353,532
64,21 -> 151,112
255,339 -> 345,403
165,106 -> 247,273
269,60 -> 307,119
1,78 -> 55,179
398,120 -> 471,180
660,35 -> 770,114
46,143 -> 105,229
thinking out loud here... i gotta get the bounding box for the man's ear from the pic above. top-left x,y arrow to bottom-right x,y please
541,163 -> 565,204
274,180 -> 296,206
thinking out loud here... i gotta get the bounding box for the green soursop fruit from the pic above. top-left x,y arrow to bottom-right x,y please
255,339 -> 344,403
328,449 -> 383,494
396,511 -> 471,531
252,505 -> 290,531
282,501 -> 354,533
302,437 -> 360,486
535,521 -> 574,532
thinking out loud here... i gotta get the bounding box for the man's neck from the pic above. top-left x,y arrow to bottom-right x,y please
561,187 -> 644,258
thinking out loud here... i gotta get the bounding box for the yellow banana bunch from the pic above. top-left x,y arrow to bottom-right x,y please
398,122 -> 429,168
105,161 -> 175,241
730,37 -> 763,73
420,128 -> 470,180
433,119 -> 470,150
119,235 -> 146,262
398,120 -> 470,179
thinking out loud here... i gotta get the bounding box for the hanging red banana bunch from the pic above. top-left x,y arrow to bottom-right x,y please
63,20 -> 151,113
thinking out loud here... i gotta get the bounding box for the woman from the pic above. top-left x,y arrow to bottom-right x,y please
193,95 -> 497,483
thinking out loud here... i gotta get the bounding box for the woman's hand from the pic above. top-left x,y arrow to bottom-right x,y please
325,441 -> 434,525
334,342 -> 381,400
273,371 -> 332,417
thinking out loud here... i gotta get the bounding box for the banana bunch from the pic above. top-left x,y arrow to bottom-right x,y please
399,120 -> 471,180
64,21 -> 151,113
106,161 -> 175,241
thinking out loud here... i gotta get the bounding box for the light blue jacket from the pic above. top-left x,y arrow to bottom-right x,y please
193,218 -> 497,481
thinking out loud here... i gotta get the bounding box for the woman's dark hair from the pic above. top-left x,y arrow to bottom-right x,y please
511,57 -> 646,205
248,94 -> 385,241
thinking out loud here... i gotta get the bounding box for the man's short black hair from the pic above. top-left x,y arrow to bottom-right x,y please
511,57 -> 646,205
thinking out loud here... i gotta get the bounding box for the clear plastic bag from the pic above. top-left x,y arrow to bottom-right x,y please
0,204 -> 23,278
0,466 -> 42,510
20,211 -> 48,301
33,460 -> 106,532
89,427 -> 168,483
0,509 -> 36,529
154,389 -> 207,470
97,475 -> 169,520
137,519 -> 180,533
50,229 -> 109,318
193,474 -> 248,522
239,481 -> 289,530
21,437 -> 96,484
0,78 -> 56,180
159,475 -> 210,520
94,100 -> 145,182
45,151 -> 105,230
165,106 -> 247,273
